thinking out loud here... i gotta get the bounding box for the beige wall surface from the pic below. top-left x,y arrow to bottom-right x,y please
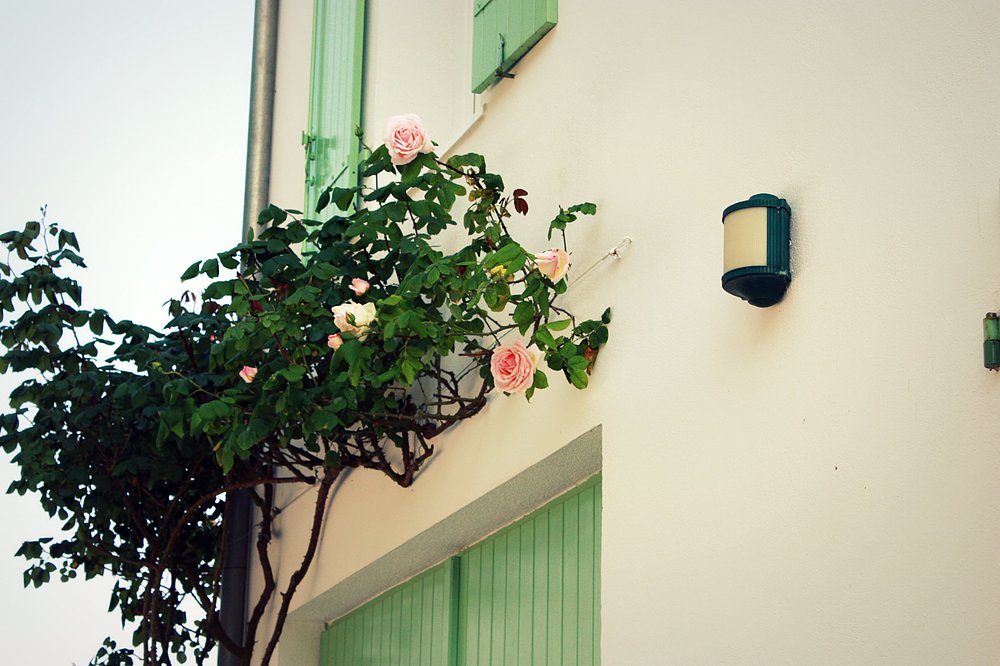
257,1 -> 1000,664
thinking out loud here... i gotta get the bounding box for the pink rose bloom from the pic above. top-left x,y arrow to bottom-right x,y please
384,113 -> 432,166
350,278 -> 370,296
534,248 -> 570,282
239,366 -> 258,384
327,333 -> 343,350
490,341 -> 539,393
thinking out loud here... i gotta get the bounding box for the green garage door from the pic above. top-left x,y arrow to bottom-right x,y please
320,560 -> 460,665
320,476 -> 601,665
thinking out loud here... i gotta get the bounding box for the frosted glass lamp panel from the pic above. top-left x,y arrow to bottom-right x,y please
723,207 -> 768,272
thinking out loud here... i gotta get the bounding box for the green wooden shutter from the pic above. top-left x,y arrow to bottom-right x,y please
319,476 -> 601,665
456,476 -> 601,665
305,0 -> 366,214
322,558 -> 461,665
472,0 -> 558,93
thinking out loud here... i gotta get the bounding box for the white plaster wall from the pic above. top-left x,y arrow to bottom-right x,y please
258,1 -> 1000,664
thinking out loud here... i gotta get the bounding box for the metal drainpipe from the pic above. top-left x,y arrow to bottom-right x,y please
220,1 -> 278,665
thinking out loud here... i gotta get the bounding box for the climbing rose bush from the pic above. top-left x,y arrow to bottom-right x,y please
0,114 -> 611,666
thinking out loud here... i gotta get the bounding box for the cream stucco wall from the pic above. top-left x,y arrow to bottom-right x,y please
255,1 -> 1000,664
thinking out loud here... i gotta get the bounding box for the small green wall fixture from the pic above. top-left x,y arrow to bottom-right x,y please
985,312 -> 1000,370
722,193 -> 791,307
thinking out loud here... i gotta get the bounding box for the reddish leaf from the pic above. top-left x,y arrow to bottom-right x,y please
512,188 -> 528,197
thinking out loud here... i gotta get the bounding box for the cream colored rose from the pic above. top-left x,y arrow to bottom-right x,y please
331,301 -> 377,340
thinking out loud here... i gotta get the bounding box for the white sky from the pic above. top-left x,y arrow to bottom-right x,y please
0,2 -> 254,663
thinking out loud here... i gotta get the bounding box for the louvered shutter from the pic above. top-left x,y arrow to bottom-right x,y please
305,0 -> 366,214
472,0 -> 558,93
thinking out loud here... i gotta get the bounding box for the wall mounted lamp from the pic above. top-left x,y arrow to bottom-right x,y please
985,312 -> 1000,370
722,193 -> 791,307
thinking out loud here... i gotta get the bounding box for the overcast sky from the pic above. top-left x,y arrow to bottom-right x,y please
0,2 -> 254,663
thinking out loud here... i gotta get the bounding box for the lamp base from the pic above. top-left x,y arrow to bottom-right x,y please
985,340 -> 1000,370
722,271 -> 789,308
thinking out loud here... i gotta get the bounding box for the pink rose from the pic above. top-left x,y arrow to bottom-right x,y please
327,333 -> 343,350
350,278 -> 370,296
534,248 -> 570,282
490,341 -> 539,393
239,366 -> 258,383
384,113 -> 432,166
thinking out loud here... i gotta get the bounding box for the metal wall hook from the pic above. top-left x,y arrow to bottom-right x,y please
495,34 -> 515,80
608,236 -> 633,259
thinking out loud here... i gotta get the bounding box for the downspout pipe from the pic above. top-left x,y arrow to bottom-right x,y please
241,0 -> 280,243
220,1 -> 278,665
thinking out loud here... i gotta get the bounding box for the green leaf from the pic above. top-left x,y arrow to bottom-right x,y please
532,369 -> 549,389
534,327 -> 557,350
400,358 -> 417,385
484,281 -> 510,312
180,261 -> 201,281
308,408 -> 341,432
340,338 -> 362,366
513,301 -> 535,335
485,242 -> 524,268
309,263 -> 337,280
316,188 -> 331,213
334,188 -> 356,211
260,204 -> 287,225
197,400 -> 231,422
447,152 -> 486,172
88,312 -> 105,335
218,252 -> 240,270
568,202 -> 597,215
565,355 -> 590,389
202,258 -> 219,278
203,280 -> 233,299
277,365 -> 307,383
400,159 -> 422,183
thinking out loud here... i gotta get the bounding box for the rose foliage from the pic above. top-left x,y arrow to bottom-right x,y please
0,129 -> 610,665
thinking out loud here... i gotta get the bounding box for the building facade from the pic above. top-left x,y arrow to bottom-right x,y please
251,1 -> 1000,663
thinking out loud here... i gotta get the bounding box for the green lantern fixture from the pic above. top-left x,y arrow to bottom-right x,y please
722,193 -> 791,307
985,312 -> 1000,370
